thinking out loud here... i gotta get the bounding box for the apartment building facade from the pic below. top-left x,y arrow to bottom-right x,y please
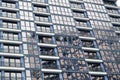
0,0 -> 119,80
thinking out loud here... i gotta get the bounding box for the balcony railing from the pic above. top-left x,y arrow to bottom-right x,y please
34,7 -> 47,13
0,35 -> 20,41
2,77 -> 23,80
0,62 -> 23,67
42,64 -> 59,69
32,0 -> 47,3
107,9 -> 119,14
89,66 -> 102,72
40,51 -> 55,56
39,39 -> 54,44
79,32 -> 92,37
1,12 -> 17,19
1,2 -> 16,9
2,25 -> 20,30
0,48 -> 20,54
36,26 -> 52,33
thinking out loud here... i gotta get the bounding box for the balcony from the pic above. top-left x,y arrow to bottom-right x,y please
44,73 -> 60,80
35,16 -> 52,26
73,12 -> 89,21
110,17 -> 120,26
84,51 -> 99,59
71,2 -> 86,12
33,6 -> 50,16
112,22 -> 120,26
32,0 -> 48,7
0,27 -> 21,32
113,25 -> 120,34
42,60 -> 62,73
71,8 -> 86,12
0,49 -> 23,57
105,4 -> 119,9
0,12 -> 20,22
3,77 -> 23,80
0,2 -> 18,11
108,13 -> 120,17
0,62 -> 23,67
38,35 -> 57,47
0,36 -> 22,44
42,63 -> 59,69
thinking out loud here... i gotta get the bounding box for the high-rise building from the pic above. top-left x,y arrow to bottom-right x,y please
0,0 -> 119,80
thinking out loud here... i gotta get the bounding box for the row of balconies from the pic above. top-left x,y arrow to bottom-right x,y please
104,0 -> 120,35
32,0 -> 63,75
69,1 -> 108,76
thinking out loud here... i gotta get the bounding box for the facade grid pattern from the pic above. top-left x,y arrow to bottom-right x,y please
0,0 -> 119,80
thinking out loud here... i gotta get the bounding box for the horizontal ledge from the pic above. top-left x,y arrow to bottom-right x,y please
40,55 -> 59,60
35,21 -> 53,26
32,2 -> 48,6
107,0 -> 117,2
89,71 -> 107,75
0,17 -> 20,22
0,66 -> 25,71
105,4 -> 119,9
36,32 -> 55,36
76,26 -> 92,30
71,8 -> 86,12
0,40 -> 22,44
69,0 -> 84,3
33,11 -> 50,16
0,52 -> 23,57
115,31 -> 120,34
82,47 -> 99,51
41,69 -> 62,73
0,28 -> 21,32
111,22 -> 120,25
79,36 -> 96,40
38,43 -> 57,47
0,7 -> 19,12
74,17 -> 89,21
108,13 -> 120,17
85,59 -> 103,63
3,0 -> 18,2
